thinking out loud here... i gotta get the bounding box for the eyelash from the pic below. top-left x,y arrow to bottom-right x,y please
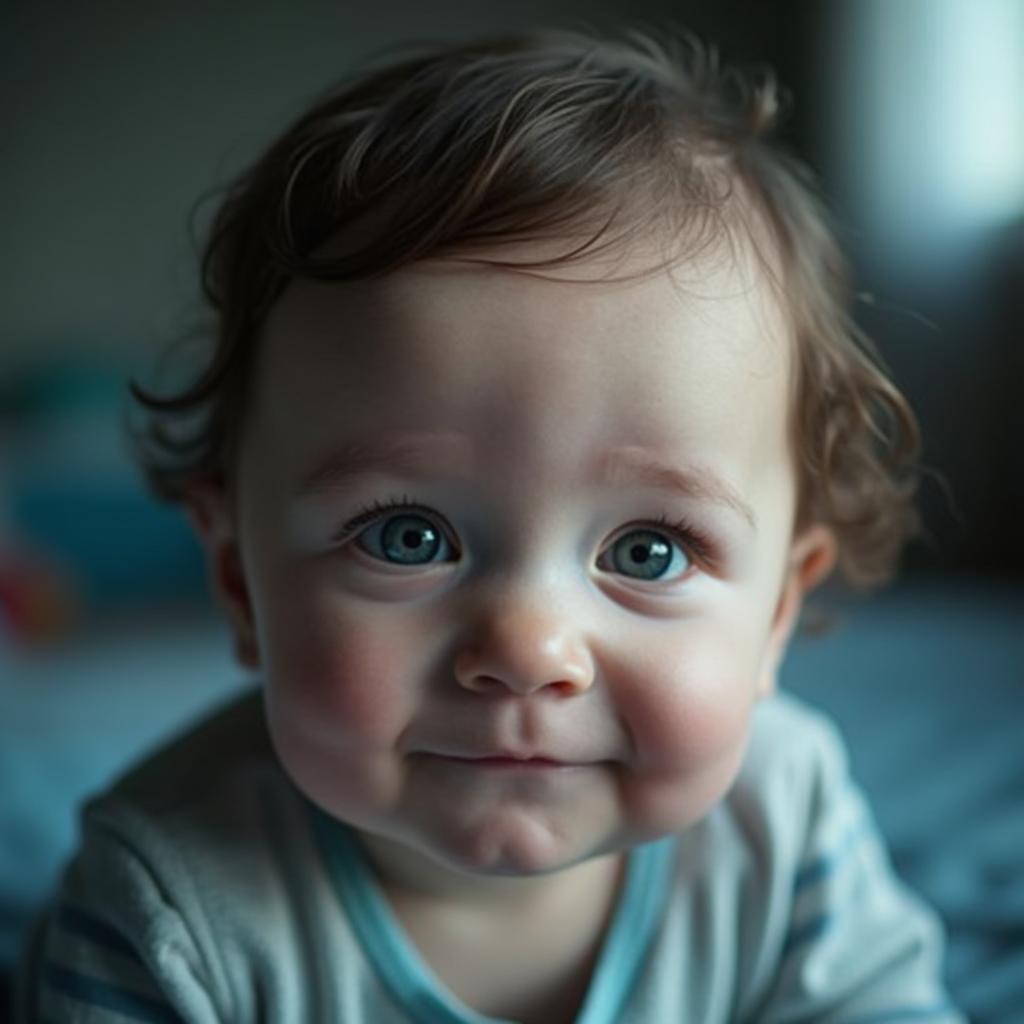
335,494 -> 717,568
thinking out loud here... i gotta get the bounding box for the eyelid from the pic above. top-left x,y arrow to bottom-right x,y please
333,495 -> 452,546
334,497 -> 720,577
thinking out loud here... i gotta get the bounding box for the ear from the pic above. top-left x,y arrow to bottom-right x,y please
185,483 -> 261,669
756,523 -> 837,698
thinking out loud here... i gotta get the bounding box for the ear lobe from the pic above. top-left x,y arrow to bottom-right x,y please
757,524 -> 837,698
790,524 -> 838,594
185,483 -> 261,669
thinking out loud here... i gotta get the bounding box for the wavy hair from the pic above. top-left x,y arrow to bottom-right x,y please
130,23 -> 920,589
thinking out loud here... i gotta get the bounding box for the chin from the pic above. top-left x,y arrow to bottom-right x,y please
421,815 -> 601,877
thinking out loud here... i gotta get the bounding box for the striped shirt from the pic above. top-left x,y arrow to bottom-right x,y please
16,689 -> 965,1022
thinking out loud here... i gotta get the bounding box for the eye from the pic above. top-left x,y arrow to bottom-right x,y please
598,522 -> 697,582
337,499 -> 710,579
341,499 -> 457,566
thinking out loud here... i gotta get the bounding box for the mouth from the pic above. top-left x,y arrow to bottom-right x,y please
433,754 -> 586,772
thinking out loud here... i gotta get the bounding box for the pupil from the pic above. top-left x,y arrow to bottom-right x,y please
631,544 -> 650,564
403,529 -> 423,550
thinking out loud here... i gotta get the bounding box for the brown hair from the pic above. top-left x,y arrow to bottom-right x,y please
130,22 -> 919,589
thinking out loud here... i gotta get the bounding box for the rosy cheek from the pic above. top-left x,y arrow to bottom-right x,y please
610,644 -> 759,839
621,646 -> 757,775
261,595 -> 414,739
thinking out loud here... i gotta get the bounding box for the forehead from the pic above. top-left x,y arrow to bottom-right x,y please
251,238 -> 795,487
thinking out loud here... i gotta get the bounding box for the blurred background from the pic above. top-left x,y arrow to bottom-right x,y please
2,0 -> 1022,1019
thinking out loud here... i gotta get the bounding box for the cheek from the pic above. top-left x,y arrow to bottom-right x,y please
256,572 -> 421,739
612,651 -> 756,840
604,616 -> 774,839
625,646 -> 759,771
253,571 -> 432,822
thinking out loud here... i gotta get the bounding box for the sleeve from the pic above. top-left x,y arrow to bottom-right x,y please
14,814 -> 225,1024
751,703 -> 968,1024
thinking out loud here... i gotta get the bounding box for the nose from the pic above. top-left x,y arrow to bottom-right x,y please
453,597 -> 595,697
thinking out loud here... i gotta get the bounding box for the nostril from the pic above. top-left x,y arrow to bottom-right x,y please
551,680 -> 581,697
466,675 -> 504,694
452,625 -> 595,695
469,676 -> 586,697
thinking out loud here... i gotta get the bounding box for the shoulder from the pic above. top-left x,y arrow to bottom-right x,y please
84,685 -> 290,838
732,690 -> 855,828
664,692 -> 862,909
652,693 -> 960,1018
705,692 -> 869,914
747,690 -> 850,776
30,689 -> 325,1021
96,685 -> 276,811
77,685 -> 310,903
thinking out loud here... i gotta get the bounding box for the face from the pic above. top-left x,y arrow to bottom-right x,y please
202,237 -> 834,884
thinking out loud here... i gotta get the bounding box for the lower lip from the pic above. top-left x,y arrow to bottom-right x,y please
440,756 -> 580,772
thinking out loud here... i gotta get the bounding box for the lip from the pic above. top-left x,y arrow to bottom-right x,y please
432,754 -> 583,771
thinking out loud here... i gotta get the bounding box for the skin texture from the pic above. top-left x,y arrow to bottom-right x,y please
190,236 -> 836,938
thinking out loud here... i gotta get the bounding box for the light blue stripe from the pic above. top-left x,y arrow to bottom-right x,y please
58,905 -> 141,962
781,911 -> 831,957
309,802 -> 676,1024
45,964 -> 183,1023
575,835 -> 676,1024
309,807 -> 497,1024
793,820 -> 870,893
785,815 -> 876,957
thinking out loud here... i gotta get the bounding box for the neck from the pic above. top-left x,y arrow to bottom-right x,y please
355,829 -> 624,918
357,832 -> 627,1024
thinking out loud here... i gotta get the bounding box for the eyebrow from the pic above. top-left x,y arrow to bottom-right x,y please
295,435 -> 756,530
294,433 -> 475,496
593,447 -> 757,530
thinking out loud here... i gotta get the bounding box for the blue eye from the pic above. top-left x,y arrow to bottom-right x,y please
339,498 -> 707,581
603,528 -> 692,581
356,512 -> 454,566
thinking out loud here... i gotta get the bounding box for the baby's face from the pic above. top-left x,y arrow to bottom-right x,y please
226,239 -> 829,878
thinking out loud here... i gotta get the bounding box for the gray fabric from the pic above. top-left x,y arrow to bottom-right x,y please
17,688 -> 964,1022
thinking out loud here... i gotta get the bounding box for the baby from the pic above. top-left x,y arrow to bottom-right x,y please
19,25 -> 965,1023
